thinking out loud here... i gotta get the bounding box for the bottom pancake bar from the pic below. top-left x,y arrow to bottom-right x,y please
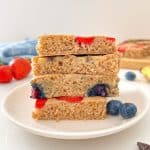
32,97 -> 106,120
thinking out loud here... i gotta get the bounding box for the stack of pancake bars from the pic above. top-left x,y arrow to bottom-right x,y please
31,35 -> 120,120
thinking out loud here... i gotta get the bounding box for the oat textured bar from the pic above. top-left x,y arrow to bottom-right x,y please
32,54 -> 120,76
31,74 -> 119,98
37,35 -> 116,56
32,97 -> 106,120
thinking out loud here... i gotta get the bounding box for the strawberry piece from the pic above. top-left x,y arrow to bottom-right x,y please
106,37 -> 116,42
75,36 -> 95,45
56,96 -> 83,103
10,58 -> 31,80
35,99 -> 47,109
118,46 -> 126,53
0,65 -> 13,83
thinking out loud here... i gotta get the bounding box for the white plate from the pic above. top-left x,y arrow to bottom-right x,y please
1,81 -> 149,140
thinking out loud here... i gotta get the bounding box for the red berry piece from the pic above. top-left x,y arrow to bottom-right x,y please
0,65 -> 13,83
35,99 -> 47,109
105,37 -> 116,42
118,46 -> 126,53
75,36 -> 95,45
10,58 -> 31,80
56,96 -> 83,103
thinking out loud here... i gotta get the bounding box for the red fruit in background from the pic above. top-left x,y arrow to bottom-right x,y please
0,65 -> 13,83
56,96 -> 83,103
10,58 -> 31,80
35,99 -> 47,109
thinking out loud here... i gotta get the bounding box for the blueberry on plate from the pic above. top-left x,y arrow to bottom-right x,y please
107,100 -> 122,116
120,103 -> 137,119
125,71 -> 136,81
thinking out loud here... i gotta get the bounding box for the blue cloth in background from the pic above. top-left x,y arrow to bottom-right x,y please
0,39 -> 37,64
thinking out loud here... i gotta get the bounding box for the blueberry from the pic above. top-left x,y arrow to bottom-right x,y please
125,71 -> 136,81
87,84 -> 109,97
120,103 -> 137,119
31,83 -> 46,99
107,100 -> 122,116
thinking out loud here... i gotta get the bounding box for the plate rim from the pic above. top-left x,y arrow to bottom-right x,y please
1,82 -> 150,140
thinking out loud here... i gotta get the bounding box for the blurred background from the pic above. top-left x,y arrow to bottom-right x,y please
0,0 -> 150,42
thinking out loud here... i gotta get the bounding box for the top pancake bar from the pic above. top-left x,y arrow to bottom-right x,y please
37,35 -> 116,56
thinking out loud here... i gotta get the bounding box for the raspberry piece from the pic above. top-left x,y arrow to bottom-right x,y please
35,99 -> 47,108
75,36 -> 95,45
56,96 -> 83,103
106,37 -> 116,42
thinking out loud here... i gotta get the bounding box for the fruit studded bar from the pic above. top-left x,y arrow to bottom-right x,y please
31,74 -> 119,99
32,97 -> 106,120
32,54 -> 120,76
37,35 -> 116,56
118,39 -> 150,58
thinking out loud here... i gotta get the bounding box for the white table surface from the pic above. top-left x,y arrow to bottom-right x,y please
0,70 -> 150,150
